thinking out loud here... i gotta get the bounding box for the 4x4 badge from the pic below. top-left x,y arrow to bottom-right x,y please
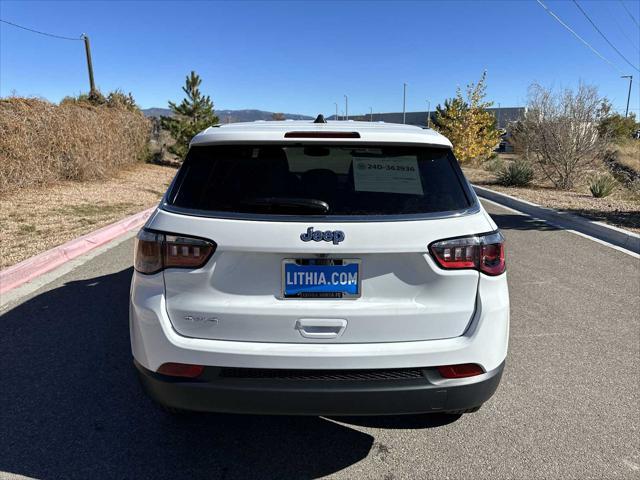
300,227 -> 345,245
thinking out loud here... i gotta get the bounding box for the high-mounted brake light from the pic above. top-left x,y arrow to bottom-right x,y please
429,231 -> 505,276
284,131 -> 360,138
134,229 -> 216,274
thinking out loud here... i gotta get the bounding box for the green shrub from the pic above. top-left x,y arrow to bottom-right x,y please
598,112 -> 639,140
589,174 -> 617,198
106,89 -> 139,111
497,160 -> 534,187
484,155 -> 505,173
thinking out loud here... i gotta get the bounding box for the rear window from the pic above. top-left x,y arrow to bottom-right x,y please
166,144 -> 472,218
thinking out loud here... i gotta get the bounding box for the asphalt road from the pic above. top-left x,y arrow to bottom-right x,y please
1,201 -> 638,480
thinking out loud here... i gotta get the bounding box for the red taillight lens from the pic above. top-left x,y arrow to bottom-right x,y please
480,242 -> 505,276
429,231 -> 505,276
134,229 -> 216,274
437,363 -> 484,379
164,234 -> 214,269
157,362 -> 204,378
134,230 -> 163,274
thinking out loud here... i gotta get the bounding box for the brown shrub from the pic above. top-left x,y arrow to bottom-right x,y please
0,97 -> 150,192
512,83 -> 609,190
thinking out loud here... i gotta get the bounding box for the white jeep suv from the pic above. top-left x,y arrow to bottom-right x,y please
130,117 -> 509,416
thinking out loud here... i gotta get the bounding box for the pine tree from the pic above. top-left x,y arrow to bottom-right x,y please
432,72 -> 500,164
162,71 -> 219,158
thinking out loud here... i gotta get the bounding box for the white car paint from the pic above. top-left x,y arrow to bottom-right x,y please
130,120 -> 509,398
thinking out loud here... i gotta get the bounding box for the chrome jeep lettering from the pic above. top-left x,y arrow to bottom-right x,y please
300,227 -> 345,245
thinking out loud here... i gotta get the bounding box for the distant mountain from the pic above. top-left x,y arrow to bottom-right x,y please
142,108 -> 313,123
216,110 -> 314,122
142,107 -> 173,118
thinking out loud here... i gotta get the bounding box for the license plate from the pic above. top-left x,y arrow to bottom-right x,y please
282,259 -> 360,299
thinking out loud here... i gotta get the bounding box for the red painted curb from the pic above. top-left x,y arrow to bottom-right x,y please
0,207 -> 156,295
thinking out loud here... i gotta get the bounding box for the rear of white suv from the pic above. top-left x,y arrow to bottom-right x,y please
130,120 -> 509,415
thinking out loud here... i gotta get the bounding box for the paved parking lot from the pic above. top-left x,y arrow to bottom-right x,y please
0,201 -> 638,479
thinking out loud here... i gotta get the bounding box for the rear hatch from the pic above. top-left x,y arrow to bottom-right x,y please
152,143 -> 492,343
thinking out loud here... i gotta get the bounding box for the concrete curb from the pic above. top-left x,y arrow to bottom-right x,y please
0,207 -> 155,295
473,185 -> 640,254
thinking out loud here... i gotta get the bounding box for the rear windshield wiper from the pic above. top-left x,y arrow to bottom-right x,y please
240,197 -> 330,214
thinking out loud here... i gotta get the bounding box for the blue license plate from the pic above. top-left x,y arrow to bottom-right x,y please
283,261 -> 360,298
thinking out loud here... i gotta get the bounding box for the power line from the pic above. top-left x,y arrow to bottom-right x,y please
1,18 -> 96,94
573,0 -> 640,73
0,18 -> 82,41
619,0 -> 640,29
535,0 -> 623,74
609,7 -> 640,53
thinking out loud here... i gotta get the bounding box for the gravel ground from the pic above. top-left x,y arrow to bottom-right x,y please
0,163 -> 177,269
463,166 -> 640,233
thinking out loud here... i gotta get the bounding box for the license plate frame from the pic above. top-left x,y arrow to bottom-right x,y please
281,258 -> 361,299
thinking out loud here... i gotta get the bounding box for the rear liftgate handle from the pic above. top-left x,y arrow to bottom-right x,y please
295,319 -> 347,339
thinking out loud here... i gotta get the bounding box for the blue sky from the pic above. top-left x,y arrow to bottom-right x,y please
1,0 -> 639,116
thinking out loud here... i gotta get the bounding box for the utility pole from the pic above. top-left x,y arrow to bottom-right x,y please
426,100 -> 431,128
370,107 -> 373,122
334,102 -> 339,120
403,83 -> 407,124
344,95 -> 348,120
81,34 -> 96,95
622,75 -> 633,117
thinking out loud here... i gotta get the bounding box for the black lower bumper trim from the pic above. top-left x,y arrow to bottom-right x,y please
135,360 -> 504,416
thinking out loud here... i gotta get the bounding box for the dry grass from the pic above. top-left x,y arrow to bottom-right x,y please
0,97 -> 151,192
0,163 -> 177,269
464,154 -> 640,233
614,139 -> 640,174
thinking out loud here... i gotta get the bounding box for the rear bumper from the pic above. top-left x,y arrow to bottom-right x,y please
135,360 -> 504,416
130,272 -> 509,373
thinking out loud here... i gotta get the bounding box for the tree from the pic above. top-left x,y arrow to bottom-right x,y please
432,72 -> 500,164
432,97 -> 468,156
598,110 -> 639,141
512,83 -> 609,190
162,71 -> 219,157
272,112 -> 286,121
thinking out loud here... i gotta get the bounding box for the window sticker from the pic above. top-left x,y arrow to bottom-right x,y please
352,156 -> 424,195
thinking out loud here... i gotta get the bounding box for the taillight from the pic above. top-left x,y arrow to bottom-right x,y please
429,231 -> 505,276
437,363 -> 484,379
157,362 -> 204,378
134,229 -> 216,274
164,234 -> 214,268
134,230 -> 163,274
